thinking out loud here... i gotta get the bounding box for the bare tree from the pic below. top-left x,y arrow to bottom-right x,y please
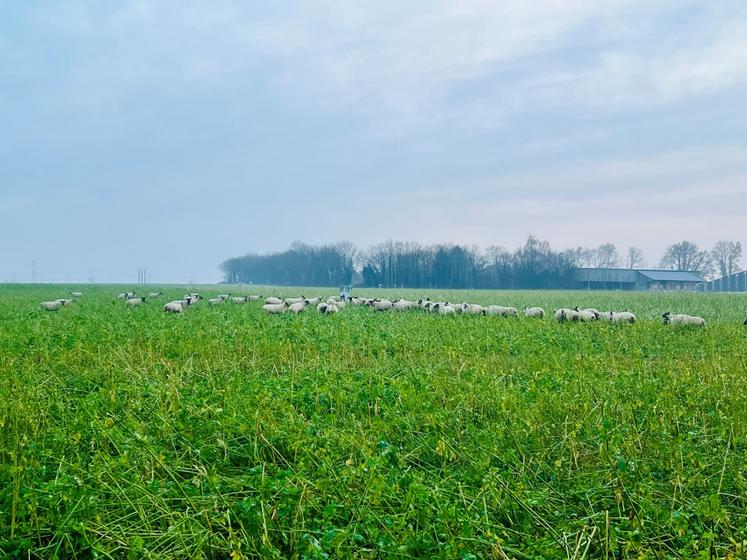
659,241 -> 713,277
590,243 -> 621,268
626,247 -> 646,269
711,240 -> 742,278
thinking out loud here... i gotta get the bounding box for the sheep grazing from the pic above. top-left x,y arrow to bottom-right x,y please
573,307 -> 599,322
117,291 -> 136,300
285,296 -> 306,305
262,302 -> 287,314
40,300 -> 63,311
163,301 -> 184,313
662,312 -> 705,327
70,291 -> 83,297
208,297 -> 223,306
433,303 -> 455,315
149,292 -> 163,298
555,308 -> 580,322
392,299 -> 413,311
287,301 -> 307,314
463,304 -> 486,316
231,296 -> 249,304
369,299 -> 393,312
525,307 -> 545,318
611,312 -> 636,324
317,302 -> 338,314
126,297 -> 146,307
265,297 -> 282,305
418,298 -> 432,309
487,305 -> 518,317
56,299 -> 75,306
183,293 -> 202,301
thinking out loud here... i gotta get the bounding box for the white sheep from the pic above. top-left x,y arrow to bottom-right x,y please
434,303 -> 455,314
40,300 -> 63,311
163,301 -> 184,313
262,302 -> 287,314
126,297 -> 146,307
555,308 -> 579,322
287,301 -> 307,314
662,312 -> 705,326
392,299 -> 412,311
232,296 -> 249,304
265,297 -> 282,305
285,297 -> 306,305
487,305 -> 518,317
611,312 -> 636,324
463,304 -> 486,316
525,307 -> 545,318
70,291 -> 83,297
148,292 -> 163,298
56,299 -> 75,306
208,297 -> 223,306
317,302 -> 338,314
117,291 -> 136,300
573,307 -> 599,322
370,299 -> 393,311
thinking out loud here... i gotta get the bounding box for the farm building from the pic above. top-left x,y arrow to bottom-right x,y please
701,270 -> 747,292
572,268 -> 704,291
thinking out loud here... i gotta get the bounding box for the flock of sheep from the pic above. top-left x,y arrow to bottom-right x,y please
37,291 -> 725,327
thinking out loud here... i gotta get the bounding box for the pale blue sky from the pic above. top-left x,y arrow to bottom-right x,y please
2,1 -> 746,283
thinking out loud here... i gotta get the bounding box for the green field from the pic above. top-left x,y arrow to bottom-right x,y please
1,285 -> 745,559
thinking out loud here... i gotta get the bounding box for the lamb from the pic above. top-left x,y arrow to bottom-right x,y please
418,298 -> 431,309
208,297 -> 223,306
317,302 -> 338,314
285,297 -> 306,305
262,302 -> 287,314
305,297 -> 322,306
148,292 -> 163,298
525,307 -> 545,318
117,291 -> 136,300
287,301 -> 307,314
56,299 -> 75,306
126,297 -> 146,307
611,312 -> 636,324
265,297 -> 283,305
185,295 -> 201,306
662,312 -> 705,326
232,296 -> 250,304
596,311 -> 614,322
335,300 -> 346,310
163,301 -> 184,313
247,295 -> 261,301
40,300 -> 63,311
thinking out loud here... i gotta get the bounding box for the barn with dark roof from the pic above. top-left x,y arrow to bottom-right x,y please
572,268 -> 704,291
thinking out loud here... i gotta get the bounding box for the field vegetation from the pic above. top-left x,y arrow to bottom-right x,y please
1,285 -> 746,559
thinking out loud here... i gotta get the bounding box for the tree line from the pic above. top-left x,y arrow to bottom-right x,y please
220,237 -> 742,288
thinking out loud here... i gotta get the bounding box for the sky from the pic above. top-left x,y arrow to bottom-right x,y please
1,1 -> 746,283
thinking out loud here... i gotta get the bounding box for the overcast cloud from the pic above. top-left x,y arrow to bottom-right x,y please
1,1 -> 746,282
